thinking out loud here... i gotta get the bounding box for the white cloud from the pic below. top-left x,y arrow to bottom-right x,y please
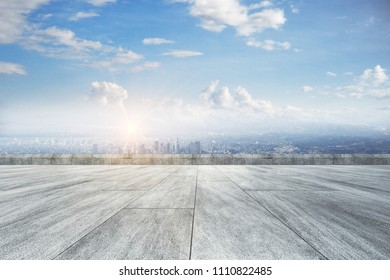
0,61 -> 27,75
249,1 -> 272,10
139,80 -> 365,135
218,87 -> 236,108
336,65 -> 390,99
143,38 -> 174,45
169,0 -> 286,36
0,0 -> 144,73
131,61 -> 161,73
302,85 -> 313,93
86,0 -> 116,7
40,13 -> 53,20
364,16 -> 377,27
92,48 -> 145,71
290,4 -> 299,14
69,12 -> 99,22
200,80 -> 276,115
112,48 -> 143,64
23,27 -> 145,72
326,71 -> 337,77
200,80 -> 220,105
360,65 -> 388,86
25,26 -> 103,60
235,86 -> 276,114
88,81 -> 128,107
247,38 -> 291,51
162,50 -> 203,58
0,0 -> 52,43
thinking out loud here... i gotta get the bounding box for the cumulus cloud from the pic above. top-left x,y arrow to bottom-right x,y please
161,50 -> 203,58
69,12 -> 99,21
247,38 -> 291,51
169,0 -> 286,36
302,85 -> 313,93
139,80 -> 365,135
360,65 -> 388,86
88,81 -> 128,107
200,80 -> 276,115
143,38 -> 174,45
235,86 -> 276,114
326,71 -> 337,77
86,0 -> 116,7
0,0 -> 52,44
0,61 -> 27,75
336,65 -> 390,99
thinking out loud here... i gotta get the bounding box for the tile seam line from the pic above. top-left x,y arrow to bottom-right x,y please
52,169 -> 178,259
124,207 -> 194,210
123,169 -> 179,208
189,166 -> 199,260
99,170 -> 175,192
215,166 -> 329,260
51,207 -> 130,260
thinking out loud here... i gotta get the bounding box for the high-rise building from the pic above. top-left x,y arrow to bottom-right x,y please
166,143 -> 171,154
153,141 -> 159,154
92,143 -> 99,153
160,142 -> 164,154
194,141 -> 201,154
189,141 -> 201,154
138,144 -> 146,154
175,138 -> 180,154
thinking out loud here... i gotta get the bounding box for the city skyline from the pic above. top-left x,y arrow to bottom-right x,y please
0,0 -> 390,138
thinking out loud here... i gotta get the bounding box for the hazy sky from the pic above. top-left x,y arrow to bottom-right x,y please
0,0 -> 390,138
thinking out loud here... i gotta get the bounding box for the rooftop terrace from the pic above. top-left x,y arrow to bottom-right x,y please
1,164 -> 389,259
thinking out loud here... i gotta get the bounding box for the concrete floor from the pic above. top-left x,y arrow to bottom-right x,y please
0,165 -> 389,260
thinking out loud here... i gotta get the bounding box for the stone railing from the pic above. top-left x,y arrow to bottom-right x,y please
1,154 -> 390,165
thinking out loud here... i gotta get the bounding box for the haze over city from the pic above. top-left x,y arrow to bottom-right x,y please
1,0 -> 390,141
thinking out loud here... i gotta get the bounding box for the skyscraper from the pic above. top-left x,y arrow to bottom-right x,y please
153,141 -> 159,154
194,141 -> 201,154
175,138 -> 180,154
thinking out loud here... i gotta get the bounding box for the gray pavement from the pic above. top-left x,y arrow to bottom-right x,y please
0,165 -> 389,260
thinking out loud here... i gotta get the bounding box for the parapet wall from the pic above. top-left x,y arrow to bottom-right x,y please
1,154 -> 390,165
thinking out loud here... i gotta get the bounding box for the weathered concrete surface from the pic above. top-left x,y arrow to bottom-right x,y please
191,178 -> 324,259
1,154 -> 390,165
57,209 -> 193,260
0,165 -> 389,260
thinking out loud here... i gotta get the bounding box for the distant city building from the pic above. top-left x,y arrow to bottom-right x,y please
153,141 -> 159,154
189,141 -> 201,154
175,138 -> 180,154
166,143 -> 171,154
160,142 -> 164,154
138,143 -> 146,154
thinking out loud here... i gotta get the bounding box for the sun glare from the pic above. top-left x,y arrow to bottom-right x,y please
126,122 -> 137,136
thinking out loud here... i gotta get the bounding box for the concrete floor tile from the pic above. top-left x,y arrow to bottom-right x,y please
249,190 -> 390,259
0,191 -> 143,259
56,209 -> 193,260
128,176 -> 196,208
191,181 -> 324,259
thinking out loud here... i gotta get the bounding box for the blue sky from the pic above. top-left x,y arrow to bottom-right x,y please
0,0 -> 390,138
